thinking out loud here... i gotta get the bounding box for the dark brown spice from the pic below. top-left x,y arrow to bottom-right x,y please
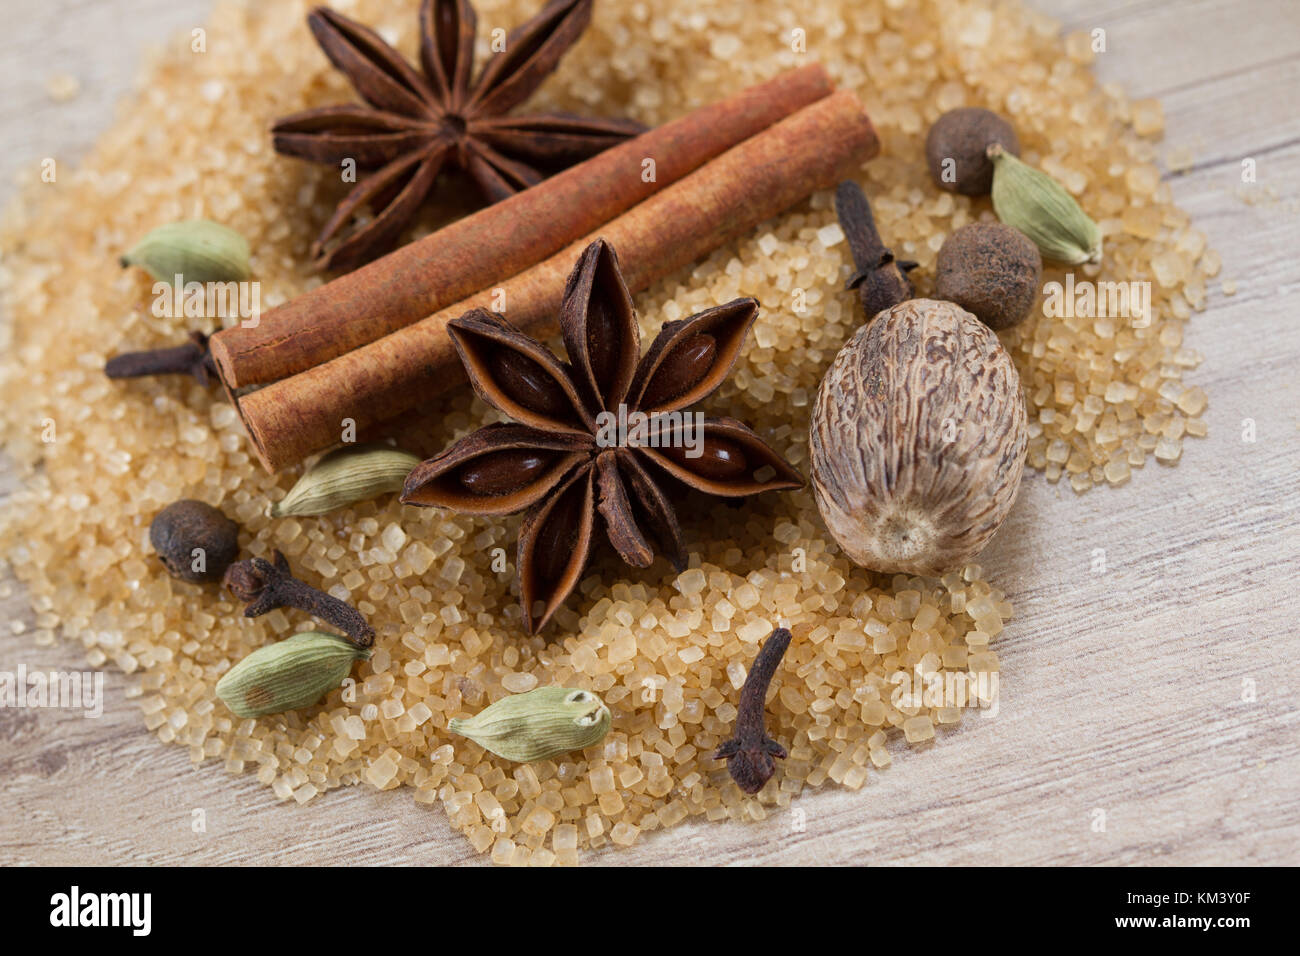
715,626 -> 792,794
271,0 -> 645,271
401,238 -> 803,633
105,331 -> 217,386
489,349 -> 573,416
934,221 -> 1042,330
224,550 -> 375,648
658,438 -> 747,480
924,107 -> 1019,196
458,450 -> 550,495
637,333 -> 716,407
149,499 -> 239,583
834,181 -> 915,320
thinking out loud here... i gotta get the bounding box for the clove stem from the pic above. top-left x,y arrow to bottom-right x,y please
105,330 -> 217,385
834,181 -> 914,319
714,626 -> 793,794
224,550 -> 375,648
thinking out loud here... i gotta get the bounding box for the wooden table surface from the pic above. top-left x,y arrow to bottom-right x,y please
2,0 -> 1298,866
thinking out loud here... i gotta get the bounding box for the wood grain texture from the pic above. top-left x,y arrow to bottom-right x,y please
2,0 -> 1299,866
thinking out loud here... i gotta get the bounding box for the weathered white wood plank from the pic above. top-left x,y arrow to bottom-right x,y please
0,0 -> 213,192
1036,0 -> 1300,97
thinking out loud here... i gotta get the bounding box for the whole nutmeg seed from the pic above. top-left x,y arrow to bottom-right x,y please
925,107 -> 1020,196
810,299 -> 1027,575
149,499 -> 239,582
935,222 -> 1043,330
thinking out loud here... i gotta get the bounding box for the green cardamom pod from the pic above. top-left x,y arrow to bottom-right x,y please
120,219 -> 251,284
989,145 -> 1102,266
271,444 -> 421,517
449,687 -> 612,763
216,631 -> 370,719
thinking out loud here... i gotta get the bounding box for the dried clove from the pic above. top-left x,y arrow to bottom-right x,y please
834,181 -> 915,320
223,549 -> 374,648
105,330 -> 217,386
714,626 -> 793,794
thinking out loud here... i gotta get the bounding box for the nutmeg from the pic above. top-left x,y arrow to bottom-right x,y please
809,299 -> 1027,574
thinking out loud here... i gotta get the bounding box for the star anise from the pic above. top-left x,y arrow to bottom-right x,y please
401,239 -> 804,634
272,0 -> 645,271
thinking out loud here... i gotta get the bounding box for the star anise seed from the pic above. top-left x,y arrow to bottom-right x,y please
401,238 -> 804,634
273,0 -> 646,271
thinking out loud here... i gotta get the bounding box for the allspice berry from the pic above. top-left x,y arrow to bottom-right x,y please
810,299 -> 1027,575
149,499 -> 239,583
925,107 -> 1020,196
935,222 -> 1042,330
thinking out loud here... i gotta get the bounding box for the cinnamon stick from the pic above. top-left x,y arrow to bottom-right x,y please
236,90 -> 879,473
210,64 -> 834,388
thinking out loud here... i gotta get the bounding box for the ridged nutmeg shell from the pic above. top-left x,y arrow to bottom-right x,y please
810,299 -> 1027,575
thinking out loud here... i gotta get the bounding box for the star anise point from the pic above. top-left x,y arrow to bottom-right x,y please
274,0 -> 646,271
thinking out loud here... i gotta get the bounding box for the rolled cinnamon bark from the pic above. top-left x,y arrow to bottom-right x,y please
210,64 -> 834,388
236,89 -> 879,472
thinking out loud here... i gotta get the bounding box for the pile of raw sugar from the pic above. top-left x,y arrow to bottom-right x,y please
0,0 -> 1209,864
